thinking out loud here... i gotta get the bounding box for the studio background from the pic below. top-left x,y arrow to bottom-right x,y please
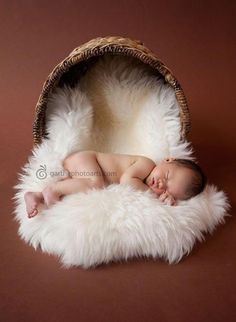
0,1 -> 235,322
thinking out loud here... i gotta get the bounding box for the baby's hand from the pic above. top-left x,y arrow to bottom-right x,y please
158,191 -> 177,206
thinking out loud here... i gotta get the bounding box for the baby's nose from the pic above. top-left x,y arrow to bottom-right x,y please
153,179 -> 166,195
158,179 -> 165,189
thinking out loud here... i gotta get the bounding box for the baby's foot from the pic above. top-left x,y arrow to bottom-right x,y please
42,185 -> 61,208
24,192 -> 43,218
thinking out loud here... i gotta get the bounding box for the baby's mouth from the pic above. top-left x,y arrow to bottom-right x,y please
149,178 -> 164,196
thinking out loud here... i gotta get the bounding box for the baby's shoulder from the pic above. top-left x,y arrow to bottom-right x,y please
137,155 -> 155,163
136,155 -> 156,167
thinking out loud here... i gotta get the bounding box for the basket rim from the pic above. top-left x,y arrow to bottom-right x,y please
33,35 -> 191,145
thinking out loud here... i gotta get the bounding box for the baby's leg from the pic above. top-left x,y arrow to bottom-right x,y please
42,177 -> 103,207
42,151 -> 107,207
25,150 -> 106,218
24,172 -> 71,218
24,177 -> 98,218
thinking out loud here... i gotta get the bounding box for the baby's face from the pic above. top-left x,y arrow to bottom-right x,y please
145,158 -> 194,201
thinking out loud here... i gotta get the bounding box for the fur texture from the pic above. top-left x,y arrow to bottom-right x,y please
13,55 -> 231,269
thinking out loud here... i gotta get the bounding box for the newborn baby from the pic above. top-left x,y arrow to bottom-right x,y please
24,150 -> 207,218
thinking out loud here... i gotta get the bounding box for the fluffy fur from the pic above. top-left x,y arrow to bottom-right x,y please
13,55 -> 231,269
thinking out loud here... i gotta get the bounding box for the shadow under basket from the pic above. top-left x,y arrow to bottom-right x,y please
13,36 -> 230,269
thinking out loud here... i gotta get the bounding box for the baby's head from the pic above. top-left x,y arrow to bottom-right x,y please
145,157 -> 207,201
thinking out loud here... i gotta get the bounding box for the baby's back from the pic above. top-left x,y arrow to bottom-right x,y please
95,151 -> 145,184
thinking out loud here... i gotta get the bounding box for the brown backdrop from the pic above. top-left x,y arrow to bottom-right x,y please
1,1 -> 235,322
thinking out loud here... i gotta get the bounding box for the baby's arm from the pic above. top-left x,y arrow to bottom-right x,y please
120,158 -> 177,206
120,158 -> 155,192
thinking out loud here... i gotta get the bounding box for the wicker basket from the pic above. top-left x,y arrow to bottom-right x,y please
33,36 -> 190,145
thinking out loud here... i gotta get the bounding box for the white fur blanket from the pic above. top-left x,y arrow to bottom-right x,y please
13,55 -> 231,269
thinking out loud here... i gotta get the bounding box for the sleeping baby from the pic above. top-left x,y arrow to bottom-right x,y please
24,150 -> 207,218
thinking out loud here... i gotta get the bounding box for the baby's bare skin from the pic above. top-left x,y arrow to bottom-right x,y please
64,150 -> 154,185
24,150 -> 190,218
